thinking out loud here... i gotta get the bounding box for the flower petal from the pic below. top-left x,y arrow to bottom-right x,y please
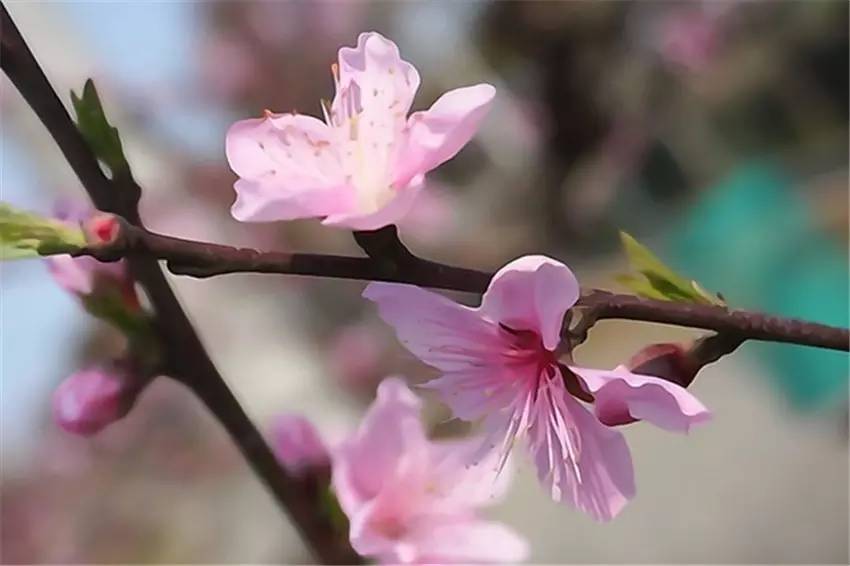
335,31 -> 421,120
572,365 -> 712,432
408,518 -> 530,564
226,113 -> 349,222
479,255 -> 580,350
428,436 -> 515,509
527,375 -> 635,522
363,282 -> 504,372
393,83 -> 495,187
321,175 -> 424,230
332,377 -> 427,513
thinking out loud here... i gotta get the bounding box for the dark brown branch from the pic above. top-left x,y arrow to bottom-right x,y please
80,219 -> 850,353
1,5 -> 359,563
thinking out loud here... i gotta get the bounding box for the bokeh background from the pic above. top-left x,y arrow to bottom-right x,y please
2,1 -> 848,563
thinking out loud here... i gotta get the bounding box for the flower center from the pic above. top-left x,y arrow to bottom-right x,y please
498,323 -> 556,369
327,76 -> 405,214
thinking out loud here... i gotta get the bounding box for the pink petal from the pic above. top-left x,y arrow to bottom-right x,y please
527,375 -> 635,522
363,282 -> 504,372
572,365 -> 712,432
321,175 -> 424,230
408,518 -> 530,564
332,377 -> 427,513
479,255 -> 580,350
363,278 -> 544,424
334,32 -> 421,122
226,113 -> 350,222
393,83 -> 496,187
45,255 -> 96,296
427,436 -> 515,509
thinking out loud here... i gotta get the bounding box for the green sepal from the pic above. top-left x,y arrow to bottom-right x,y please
71,79 -> 128,175
619,231 -> 725,306
0,203 -> 86,260
320,486 -> 350,534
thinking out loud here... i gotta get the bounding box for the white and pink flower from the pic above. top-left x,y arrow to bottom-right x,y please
225,32 -> 495,230
333,377 -> 528,564
364,256 -> 711,521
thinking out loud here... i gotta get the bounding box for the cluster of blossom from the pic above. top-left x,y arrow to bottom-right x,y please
45,203 -> 155,436
227,32 -> 711,562
46,32 -> 712,563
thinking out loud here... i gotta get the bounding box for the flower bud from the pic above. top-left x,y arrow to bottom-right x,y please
46,202 -> 140,313
52,363 -> 145,436
628,342 -> 697,388
83,212 -> 120,246
270,415 -> 330,476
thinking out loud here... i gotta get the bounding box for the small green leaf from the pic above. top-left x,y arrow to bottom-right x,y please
71,79 -> 128,175
0,203 -> 86,260
618,231 -> 725,306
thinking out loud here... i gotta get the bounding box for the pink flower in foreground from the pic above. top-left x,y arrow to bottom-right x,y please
364,256 -> 711,521
45,202 -> 138,310
52,363 -> 145,436
333,377 -> 528,564
226,31 -> 495,230
270,414 -> 331,476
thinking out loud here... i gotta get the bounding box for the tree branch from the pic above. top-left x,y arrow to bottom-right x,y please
80,218 -> 850,353
1,5 -> 359,563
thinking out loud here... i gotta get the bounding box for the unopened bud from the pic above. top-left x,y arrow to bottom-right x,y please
84,213 -> 121,246
628,342 -> 697,388
52,362 -> 146,436
270,415 -> 330,477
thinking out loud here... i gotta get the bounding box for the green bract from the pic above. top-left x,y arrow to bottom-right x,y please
0,203 -> 86,260
71,79 -> 128,176
618,231 -> 725,306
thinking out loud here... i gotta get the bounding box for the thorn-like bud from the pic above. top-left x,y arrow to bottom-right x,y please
628,342 -> 697,388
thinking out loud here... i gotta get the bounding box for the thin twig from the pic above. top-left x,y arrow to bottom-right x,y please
78,218 -> 850,353
0,5 -> 360,563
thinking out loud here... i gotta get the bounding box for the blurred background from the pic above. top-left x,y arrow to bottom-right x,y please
1,1 -> 847,563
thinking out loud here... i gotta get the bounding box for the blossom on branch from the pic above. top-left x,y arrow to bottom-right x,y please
364,256 -> 711,521
226,31 -> 495,230
332,377 -> 528,564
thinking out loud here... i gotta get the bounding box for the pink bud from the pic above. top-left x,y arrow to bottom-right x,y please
52,364 -> 143,436
628,342 -> 697,388
46,201 -> 140,312
270,415 -> 330,476
84,213 -> 120,245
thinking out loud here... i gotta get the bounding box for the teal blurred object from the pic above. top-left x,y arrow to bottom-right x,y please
668,162 -> 848,410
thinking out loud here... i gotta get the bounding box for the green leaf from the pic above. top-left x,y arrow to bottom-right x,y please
0,203 -> 86,260
619,231 -> 725,306
71,79 -> 128,175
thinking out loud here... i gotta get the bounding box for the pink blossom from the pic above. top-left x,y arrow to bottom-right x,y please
45,202 -> 137,308
333,377 -> 528,564
363,256 -> 711,521
52,363 -> 144,436
226,32 -> 495,230
270,414 -> 331,476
